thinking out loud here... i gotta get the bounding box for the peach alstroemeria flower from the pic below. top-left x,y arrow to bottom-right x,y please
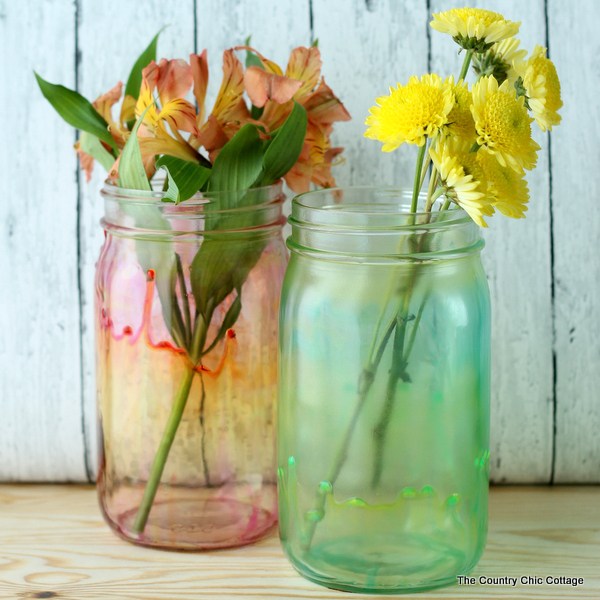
196,50 -> 250,157
207,44 -> 350,191
72,44 -> 348,190
136,59 -> 198,135
255,46 -> 350,192
133,59 -> 201,168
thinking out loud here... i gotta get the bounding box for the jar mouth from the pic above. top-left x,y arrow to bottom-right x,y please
101,179 -> 284,212
289,186 -> 482,260
292,186 -> 471,231
101,180 -> 285,237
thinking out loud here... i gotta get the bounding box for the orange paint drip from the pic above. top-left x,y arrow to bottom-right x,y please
101,269 -> 235,368
101,269 -> 183,355
196,329 -> 238,378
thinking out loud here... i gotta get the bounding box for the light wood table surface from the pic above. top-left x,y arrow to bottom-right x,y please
0,485 -> 598,599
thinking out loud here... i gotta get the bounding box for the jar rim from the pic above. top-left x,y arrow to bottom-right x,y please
292,186 -> 472,231
101,179 -> 284,211
289,186 -> 483,260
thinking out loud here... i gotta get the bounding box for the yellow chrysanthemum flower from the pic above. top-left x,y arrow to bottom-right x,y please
446,77 -> 476,143
473,37 -> 527,85
364,74 -> 454,151
430,8 -> 520,52
430,139 -> 494,227
519,45 -> 563,132
493,37 -> 527,79
472,75 -> 540,172
478,152 -> 529,218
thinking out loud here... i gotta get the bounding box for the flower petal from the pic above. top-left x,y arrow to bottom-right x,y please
211,50 -> 246,121
93,81 -> 123,123
196,114 -> 230,154
142,58 -> 193,105
285,46 -> 322,98
120,94 -> 136,126
75,141 -> 95,182
138,134 -> 200,163
244,66 -> 302,108
190,50 -> 209,123
158,98 -> 198,134
302,78 -> 351,124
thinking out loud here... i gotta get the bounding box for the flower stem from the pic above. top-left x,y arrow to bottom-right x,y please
459,49 -> 474,81
303,315 -> 397,549
132,365 -> 196,534
418,151 -> 432,191
371,311 -> 411,488
411,143 -> 427,213
175,253 -> 192,348
425,167 -> 440,212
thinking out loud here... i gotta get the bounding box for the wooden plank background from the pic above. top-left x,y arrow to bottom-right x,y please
0,0 -> 597,483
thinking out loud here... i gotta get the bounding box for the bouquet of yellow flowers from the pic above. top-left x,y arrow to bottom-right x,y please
365,7 -> 562,225
302,6 -> 563,552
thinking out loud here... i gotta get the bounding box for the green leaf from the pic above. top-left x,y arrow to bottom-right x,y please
124,30 -> 162,101
255,101 -> 307,186
207,124 -> 265,197
156,155 -> 211,204
202,291 -> 243,356
118,107 -> 151,191
191,236 -> 264,316
34,72 -> 118,153
79,132 -> 115,172
189,121 -> 272,330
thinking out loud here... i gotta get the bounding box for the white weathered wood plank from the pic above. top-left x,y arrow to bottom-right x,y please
0,0 -> 86,480
430,0 -> 554,483
312,0 -> 430,187
0,1 -> 596,483
78,0 -> 196,480
548,0 -> 600,482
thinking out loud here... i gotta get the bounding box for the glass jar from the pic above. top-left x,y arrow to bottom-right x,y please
96,181 -> 286,550
278,187 -> 490,593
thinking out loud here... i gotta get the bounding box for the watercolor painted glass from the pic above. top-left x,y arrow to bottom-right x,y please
96,181 -> 286,550
278,187 -> 491,593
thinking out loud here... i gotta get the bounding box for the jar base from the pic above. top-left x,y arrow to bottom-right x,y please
284,532 -> 478,594
100,483 -> 277,550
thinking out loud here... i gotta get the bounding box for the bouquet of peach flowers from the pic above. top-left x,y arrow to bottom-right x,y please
37,34 -> 349,534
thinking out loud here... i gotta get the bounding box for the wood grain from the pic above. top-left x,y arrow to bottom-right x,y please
0,485 -> 598,598
0,0 -> 86,480
547,0 -> 600,483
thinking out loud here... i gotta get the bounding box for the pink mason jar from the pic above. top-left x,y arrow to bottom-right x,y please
95,181 -> 287,550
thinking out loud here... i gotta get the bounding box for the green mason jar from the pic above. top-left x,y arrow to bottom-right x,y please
278,187 -> 491,593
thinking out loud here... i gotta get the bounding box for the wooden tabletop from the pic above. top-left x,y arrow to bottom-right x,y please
0,485 -> 598,599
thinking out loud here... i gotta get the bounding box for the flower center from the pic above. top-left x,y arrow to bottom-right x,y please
478,91 -> 530,153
